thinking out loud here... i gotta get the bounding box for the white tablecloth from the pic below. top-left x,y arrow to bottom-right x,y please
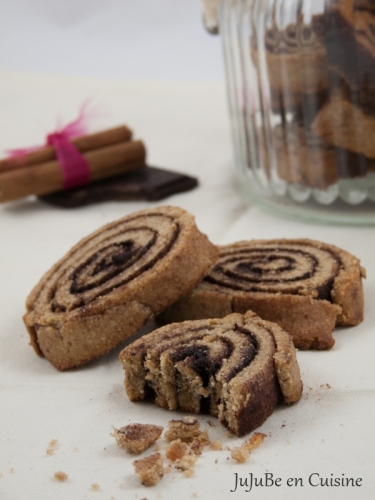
1,70 -> 374,500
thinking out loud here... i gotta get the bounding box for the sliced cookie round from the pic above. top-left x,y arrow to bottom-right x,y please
23,205 -> 218,370
119,311 -> 303,437
160,238 -> 365,350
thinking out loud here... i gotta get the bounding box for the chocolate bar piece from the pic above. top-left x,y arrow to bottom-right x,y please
39,165 -> 198,208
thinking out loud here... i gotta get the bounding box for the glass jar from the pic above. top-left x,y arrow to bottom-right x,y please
217,0 -> 375,224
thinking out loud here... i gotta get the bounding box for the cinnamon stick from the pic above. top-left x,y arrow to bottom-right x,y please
0,140 -> 146,203
0,125 -> 133,173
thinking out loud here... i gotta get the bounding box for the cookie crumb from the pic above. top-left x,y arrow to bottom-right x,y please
164,417 -> 201,443
210,439 -> 223,451
133,453 -> 164,486
91,483 -> 100,491
46,439 -> 58,456
243,432 -> 267,452
174,454 -> 198,471
183,469 -> 194,478
189,431 -> 210,455
166,439 -> 189,462
53,471 -> 68,482
164,418 -> 209,455
231,446 -> 250,463
231,432 -> 267,463
112,424 -> 163,454
166,439 -> 198,471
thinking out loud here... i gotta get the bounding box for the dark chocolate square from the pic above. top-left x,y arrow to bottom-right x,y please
39,165 -> 198,208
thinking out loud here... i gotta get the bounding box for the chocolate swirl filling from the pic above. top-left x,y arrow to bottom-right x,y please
312,2 -> 375,89
125,322 -> 259,408
205,243 -> 340,301
120,312 -> 302,436
45,213 -> 179,312
265,23 -> 323,54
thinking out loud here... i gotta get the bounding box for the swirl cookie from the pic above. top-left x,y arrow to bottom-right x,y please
312,0 -> 375,96
259,123 -> 340,189
312,92 -> 375,159
119,311 -> 303,436
251,22 -> 329,112
260,121 -> 374,189
161,239 -> 365,350
23,206 -> 218,370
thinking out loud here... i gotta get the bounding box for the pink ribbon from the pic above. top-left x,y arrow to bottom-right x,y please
46,132 -> 91,189
6,100 -> 97,189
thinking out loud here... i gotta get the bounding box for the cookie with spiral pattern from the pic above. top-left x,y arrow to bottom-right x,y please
119,311 -> 303,436
160,239 -> 366,350
23,206 -> 218,370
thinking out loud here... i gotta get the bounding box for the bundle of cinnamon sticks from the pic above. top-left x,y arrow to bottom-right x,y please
0,125 -> 146,203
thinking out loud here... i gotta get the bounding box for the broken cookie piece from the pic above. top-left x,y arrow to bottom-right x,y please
111,423 -> 163,454
120,311 -> 302,436
189,431 -> 210,455
243,432 -> 267,452
231,432 -> 267,463
164,417 -> 210,454
133,453 -> 164,486
165,417 -> 201,443
166,439 -> 198,471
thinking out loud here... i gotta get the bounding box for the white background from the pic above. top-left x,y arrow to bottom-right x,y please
0,0 -> 224,81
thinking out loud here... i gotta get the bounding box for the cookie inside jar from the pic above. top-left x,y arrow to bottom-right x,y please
218,0 -> 375,214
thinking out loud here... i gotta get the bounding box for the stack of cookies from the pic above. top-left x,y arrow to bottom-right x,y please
311,0 -> 375,177
251,0 -> 375,189
23,205 -> 366,435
